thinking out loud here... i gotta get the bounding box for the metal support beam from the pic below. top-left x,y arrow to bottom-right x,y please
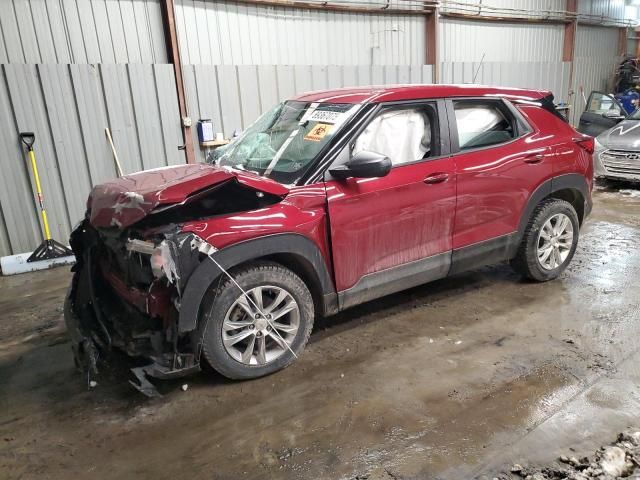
161,0 -> 195,164
426,9 -> 439,83
440,11 -> 569,25
563,0 -> 577,113
562,0 -> 577,62
234,0 -> 436,16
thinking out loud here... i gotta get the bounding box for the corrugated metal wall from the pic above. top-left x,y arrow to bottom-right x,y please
436,1 -> 625,124
440,61 -> 572,102
439,19 -> 564,62
0,0 -> 167,64
174,0 -> 426,65
577,0 -> 626,20
570,25 -> 621,123
183,64 -> 434,162
0,64 -> 184,257
440,0 -> 626,21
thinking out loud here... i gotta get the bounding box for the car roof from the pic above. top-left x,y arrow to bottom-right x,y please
291,84 -> 550,104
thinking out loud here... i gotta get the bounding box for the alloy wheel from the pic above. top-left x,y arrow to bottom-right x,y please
536,213 -> 574,270
222,285 -> 300,365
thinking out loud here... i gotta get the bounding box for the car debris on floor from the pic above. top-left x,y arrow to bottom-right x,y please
495,431 -> 640,480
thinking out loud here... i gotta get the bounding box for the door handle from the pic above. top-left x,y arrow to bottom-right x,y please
581,120 -> 592,125
423,172 -> 449,184
524,154 -> 544,164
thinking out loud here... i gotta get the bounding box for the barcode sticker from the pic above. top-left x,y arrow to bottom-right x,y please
308,110 -> 344,123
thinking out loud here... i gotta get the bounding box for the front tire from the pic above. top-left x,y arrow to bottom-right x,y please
510,198 -> 580,282
198,261 -> 314,380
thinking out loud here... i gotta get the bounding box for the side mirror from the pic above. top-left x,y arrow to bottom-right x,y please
603,110 -> 624,121
329,150 -> 392,179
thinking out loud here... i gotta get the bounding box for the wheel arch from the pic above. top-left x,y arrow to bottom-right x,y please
547,187 -> 585,225
178,233 -> 337,334
514,173 -> 591,253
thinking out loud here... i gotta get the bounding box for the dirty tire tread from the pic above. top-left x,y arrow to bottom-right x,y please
198,261 -> 314,380
510,198 -> 580,282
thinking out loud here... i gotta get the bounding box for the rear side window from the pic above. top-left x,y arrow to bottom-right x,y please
453,100 -> 516,150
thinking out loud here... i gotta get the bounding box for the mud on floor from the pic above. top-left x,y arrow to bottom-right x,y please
1,183 -> 640,480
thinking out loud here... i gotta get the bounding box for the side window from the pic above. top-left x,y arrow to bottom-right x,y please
453,101 -> 516,150
585,92 -> 621,115
352,105 -> 440,167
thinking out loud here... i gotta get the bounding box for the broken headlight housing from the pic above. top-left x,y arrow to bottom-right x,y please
126,233 -> 217,283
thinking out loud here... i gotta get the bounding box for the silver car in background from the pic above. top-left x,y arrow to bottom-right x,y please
593,114 -> 640,182
577,91 -> 640,183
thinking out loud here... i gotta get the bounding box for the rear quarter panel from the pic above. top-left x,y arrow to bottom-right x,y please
517,105 -> 592,181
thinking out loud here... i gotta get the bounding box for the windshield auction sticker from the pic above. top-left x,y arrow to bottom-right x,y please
307,110 -> 345,124
304,123 -> 333,142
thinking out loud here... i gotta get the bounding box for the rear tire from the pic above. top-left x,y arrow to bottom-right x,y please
510,198 -> 579,282
197,261 -> 314,380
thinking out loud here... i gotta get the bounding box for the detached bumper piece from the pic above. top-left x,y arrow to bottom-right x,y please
65,223 -> 202,398
130,360 -> 200,398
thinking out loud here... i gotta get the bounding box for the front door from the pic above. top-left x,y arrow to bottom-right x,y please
325,101 -> 457,308
577,91 -> 625,136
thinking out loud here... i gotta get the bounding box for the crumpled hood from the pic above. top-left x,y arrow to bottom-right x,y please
598,119 -> 640,151
88,164 -> 289,229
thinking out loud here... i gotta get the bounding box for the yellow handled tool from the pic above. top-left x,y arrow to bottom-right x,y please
20,132 -> 73,263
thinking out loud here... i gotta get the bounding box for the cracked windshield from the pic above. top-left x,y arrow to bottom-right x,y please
209,101 -> 359,184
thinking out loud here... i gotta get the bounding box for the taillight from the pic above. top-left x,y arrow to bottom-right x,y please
573,136 -> 594,154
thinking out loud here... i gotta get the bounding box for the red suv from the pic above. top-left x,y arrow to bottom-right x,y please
66,85 -> 593,390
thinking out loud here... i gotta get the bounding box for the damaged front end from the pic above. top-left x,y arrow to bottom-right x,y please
66,224 -> 211,396
64,165 -> 286,396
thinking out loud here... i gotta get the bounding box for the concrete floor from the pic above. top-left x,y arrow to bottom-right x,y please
1,183 -> 639,480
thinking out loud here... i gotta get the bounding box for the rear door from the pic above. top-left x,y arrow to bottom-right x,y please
577,91 -> 625,136
447,98 -> 554,262
325,101 -> 456,307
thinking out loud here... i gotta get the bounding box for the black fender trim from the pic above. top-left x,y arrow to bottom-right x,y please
514,173 -> 590,254
449,233 -> 519,275
550,173 -> 592,220
338,251 -> 451,310
178,233 -> 336,333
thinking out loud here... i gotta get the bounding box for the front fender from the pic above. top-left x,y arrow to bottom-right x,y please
178,233 -> 336,333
